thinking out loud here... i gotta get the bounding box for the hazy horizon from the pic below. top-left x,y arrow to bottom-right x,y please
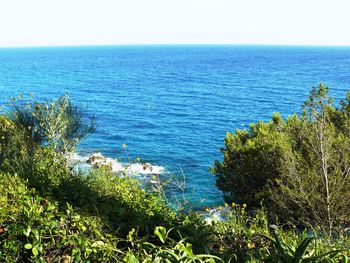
1,43 -> 350,49
1,0 -> 350,48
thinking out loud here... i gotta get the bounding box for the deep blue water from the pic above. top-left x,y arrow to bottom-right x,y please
0,45 -> 349,208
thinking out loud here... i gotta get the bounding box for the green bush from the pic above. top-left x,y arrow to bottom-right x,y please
0,172 -> 224,262
0,173 -> 121,262
8,94 -> 95,154
205,204 -> 349,262
212,84 -> 350,231
1,93 -> 349,262
212,114 -> 290,208
55,167 -> 177,235
0,114 -> 35,176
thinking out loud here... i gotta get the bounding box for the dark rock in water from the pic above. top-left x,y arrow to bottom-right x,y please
143,163 -> 153,172
86,154 -> 106,164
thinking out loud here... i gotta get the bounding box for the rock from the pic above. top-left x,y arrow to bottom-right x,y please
143,163 -> 153,172
86,154 -> 113,172
86,154 -> 106,164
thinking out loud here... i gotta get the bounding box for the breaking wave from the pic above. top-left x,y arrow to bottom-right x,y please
68,152 -> 165,179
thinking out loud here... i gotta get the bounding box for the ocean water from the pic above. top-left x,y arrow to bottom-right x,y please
0,45 -> 349,208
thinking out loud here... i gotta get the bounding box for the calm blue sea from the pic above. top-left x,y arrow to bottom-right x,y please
0,45 -> 349,208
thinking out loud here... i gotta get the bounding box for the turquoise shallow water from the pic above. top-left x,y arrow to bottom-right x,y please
0,45 -> 349,208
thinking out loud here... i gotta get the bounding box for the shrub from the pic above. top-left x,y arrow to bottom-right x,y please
0,114 -> 35,176
0,173 -> 121,262
1,92 -> 348,262
55,167 -> 177,235
8,94 -> 96,154
212,84 -> 350,231
212,114 -> 290,208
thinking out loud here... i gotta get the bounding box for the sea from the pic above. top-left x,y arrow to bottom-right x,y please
0,45 -> 349,209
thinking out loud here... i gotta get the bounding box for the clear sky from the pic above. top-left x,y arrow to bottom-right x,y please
1,0 -> 349,47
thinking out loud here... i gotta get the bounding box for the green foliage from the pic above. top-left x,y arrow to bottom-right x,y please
213,84 -> 350,230
1,93 -> 349,262
0,94 -> 95,183
212,114 -> 290,207
204,203 -> 271,261
206,203 -> 349,262
0,114 -> 35,175
0,173 -> 121,262
56,167 -> 177,235
8,94 -> 96,154
0,172 -> 224,262
260,226 -> 345,263
123,225 -> 223,262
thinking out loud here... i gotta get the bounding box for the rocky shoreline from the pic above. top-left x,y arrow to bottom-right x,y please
68,152 -> 164,177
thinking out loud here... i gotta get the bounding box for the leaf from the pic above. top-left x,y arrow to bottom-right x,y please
181,243 -> 194,257
32,229 -> 39,240
154,226 -> 167,243
156,249 -> 180,261
23,226 -> 31,237
91,241 -> 105,247
125,252 -> 138,263
32,247 -> 39,256
24,243 -> 32,249
197,254 -> 224,262
303,250 -> 345,262
340,254 -> 348,263
293,237 -> 313,262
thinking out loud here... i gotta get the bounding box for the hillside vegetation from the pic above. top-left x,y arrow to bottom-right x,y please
0,88 -> 349,262
213,84 -> 350,234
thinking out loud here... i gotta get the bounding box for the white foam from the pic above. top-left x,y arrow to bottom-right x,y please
67,152 -> 89,163
126,163 -> 164,175
69,152 -> 165,177
204,211 -> 222,225
203,207 -> 232,225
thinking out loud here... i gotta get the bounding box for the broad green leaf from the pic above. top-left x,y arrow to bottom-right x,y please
154,226 -> 167,243
24,243 -> 32,249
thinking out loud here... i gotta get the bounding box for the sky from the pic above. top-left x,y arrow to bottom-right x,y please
0,0 -> 349,47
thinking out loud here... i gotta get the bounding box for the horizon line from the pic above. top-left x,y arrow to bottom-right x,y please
1,43 -> 350,49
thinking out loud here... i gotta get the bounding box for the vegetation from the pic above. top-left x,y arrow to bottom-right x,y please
0,90 -> 349,262
213,84 -> 350,233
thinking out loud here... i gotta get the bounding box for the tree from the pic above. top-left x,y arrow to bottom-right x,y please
211,113 -> 290,208
8,94 -> 96,154
212,84 -> 350,232
1,95 -> 96,178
